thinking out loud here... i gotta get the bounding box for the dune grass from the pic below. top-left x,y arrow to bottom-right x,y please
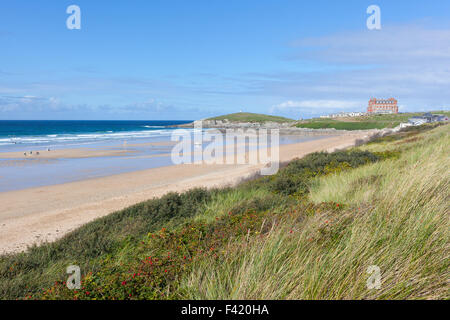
1,123 -> 448,300
0,188 -> 214,299
179,124 -> 449,299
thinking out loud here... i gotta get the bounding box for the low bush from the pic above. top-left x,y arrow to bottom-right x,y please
7,123 -> 445,300
268,150 -> 381,196
0,187 -> 211,299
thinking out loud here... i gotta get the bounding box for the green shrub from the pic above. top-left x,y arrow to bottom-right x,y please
0,187 -> 211,299
1,136 -> 407,300
268,150 -> 381,196
229,194 -> 288,215
296,121 -> 398,130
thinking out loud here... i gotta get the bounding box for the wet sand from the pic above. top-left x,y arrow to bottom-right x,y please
0,141 -> 180,160
0,132 -> 368,254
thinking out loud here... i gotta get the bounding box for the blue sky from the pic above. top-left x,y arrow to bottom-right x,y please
1,0 -> 449,120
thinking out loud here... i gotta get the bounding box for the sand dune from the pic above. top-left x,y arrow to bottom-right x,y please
0,132 -> 367,254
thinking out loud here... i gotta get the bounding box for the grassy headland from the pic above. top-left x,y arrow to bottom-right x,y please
296,111 -> 450,130
0,123 -> 448,300
207,112 -> 295,123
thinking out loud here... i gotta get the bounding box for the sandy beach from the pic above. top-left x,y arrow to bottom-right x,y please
0,141 -> 178,160
0,132 -> 369,254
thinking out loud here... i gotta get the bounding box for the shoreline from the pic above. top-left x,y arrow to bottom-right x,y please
0,132 -> 371,254
0,141 -> 180,160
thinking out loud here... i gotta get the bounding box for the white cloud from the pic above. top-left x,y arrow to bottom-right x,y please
1,95 -> 70,111
290,25 -> 450,64
0,94 -> 203,120
255,24 -> 450,115
1,23 -> 449,119
272,99 -> 361,111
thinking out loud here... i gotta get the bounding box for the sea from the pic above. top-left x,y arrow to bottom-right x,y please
0,120 -> 192,150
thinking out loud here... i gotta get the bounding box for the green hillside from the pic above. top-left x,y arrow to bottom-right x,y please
296,111 -> 450,130
208,112 -> 295,123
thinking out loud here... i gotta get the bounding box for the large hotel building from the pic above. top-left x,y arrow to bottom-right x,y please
367,98 -> 398,114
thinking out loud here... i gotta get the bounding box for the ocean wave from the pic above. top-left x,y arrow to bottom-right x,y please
142,125 -> 165,128
0,128 -> 199,147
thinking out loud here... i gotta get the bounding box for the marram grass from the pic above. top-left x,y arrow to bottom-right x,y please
179,124 -> 450,299
1,124 -> 448,300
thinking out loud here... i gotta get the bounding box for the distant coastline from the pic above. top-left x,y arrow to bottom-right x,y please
175,110 -> 450,132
